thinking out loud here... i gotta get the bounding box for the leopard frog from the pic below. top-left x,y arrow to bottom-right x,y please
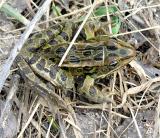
16,21 -> 136,103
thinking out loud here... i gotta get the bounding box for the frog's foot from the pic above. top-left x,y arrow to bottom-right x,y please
77,75 -> 114,103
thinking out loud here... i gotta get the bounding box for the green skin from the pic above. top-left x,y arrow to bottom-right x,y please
16,21 -> 136,103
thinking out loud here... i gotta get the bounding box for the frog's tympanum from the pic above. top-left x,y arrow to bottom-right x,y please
16,21 -> 136,103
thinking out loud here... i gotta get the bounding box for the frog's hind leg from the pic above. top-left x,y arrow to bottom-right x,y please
16,55 -> 72,111
16,55 -> 56,92
78,75 -> 113,103
17,52 -> 74,89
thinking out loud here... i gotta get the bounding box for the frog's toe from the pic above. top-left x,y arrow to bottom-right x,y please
79,85 -> 112,103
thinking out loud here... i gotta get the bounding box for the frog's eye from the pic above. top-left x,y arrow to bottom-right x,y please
110,60 -> 118,66
107,55 -> 119,68
109,59 -> 118,68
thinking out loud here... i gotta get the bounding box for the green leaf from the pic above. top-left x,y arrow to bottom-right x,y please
0,3 -> 29,25
94,6 -> 117,15
94,6 -> 121,34
51,3 -> 62,17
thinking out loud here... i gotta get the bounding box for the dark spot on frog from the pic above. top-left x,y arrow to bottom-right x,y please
96,46 -> 103,50
83,51 -> 91,57
89,86 -> 97,96
74,75 -> 85,89
75,75 -> 85,83
27,47 -> 39,53
79,28 -> 86,40
61,67 -> 68,71
49,65 -> 57,79
60,73 -> 67,81
46,30 -> 53,37
56,47 -> 66,56
84,67 -> 93,72
119,49 -> 127,55
43,68 -> 50,73
107,43 -> 118,51
36,59 -> 46,70
43,48 -> 50,53
28,55 -> 40,64
39,39 -> 46,46
69,56 -> 80,64
60,32 -> 69,41
94,52 -> 103,61
49,57 -> 55,62
48,39 -> 58,46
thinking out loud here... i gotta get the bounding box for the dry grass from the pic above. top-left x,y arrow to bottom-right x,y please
0,0 -> 160,137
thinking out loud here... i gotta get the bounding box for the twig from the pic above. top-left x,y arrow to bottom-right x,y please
0,0 -> 52,92
129,106 -> 142,138
46,117 -> 54,138
17,102 -> 40,138
116,76 -> 160,108
0,74 -> 19,131
153,94 -> 160,138
111,25 -> 160,37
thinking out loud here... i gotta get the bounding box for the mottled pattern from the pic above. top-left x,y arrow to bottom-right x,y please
83,51 -> 92,57
89,86 -> 97,96
60,32 -> 69,41
55,47 -> 66,56
29,55 -> 40,64
17,21 -> 136,103
69,56 -> 80,64
49,65 -> 57,79
93,52 -> 103,61
39,39 -> 46,46
48,39 -> 58,45
60,73 -> 67,81
36,59 -> 46,71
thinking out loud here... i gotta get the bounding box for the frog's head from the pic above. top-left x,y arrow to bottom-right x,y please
102,38 -> 136,76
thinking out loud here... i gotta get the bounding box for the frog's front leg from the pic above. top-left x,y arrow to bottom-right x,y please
78,75 -> 113,103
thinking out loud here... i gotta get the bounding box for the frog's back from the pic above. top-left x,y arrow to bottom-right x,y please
21,21 -> 136,71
